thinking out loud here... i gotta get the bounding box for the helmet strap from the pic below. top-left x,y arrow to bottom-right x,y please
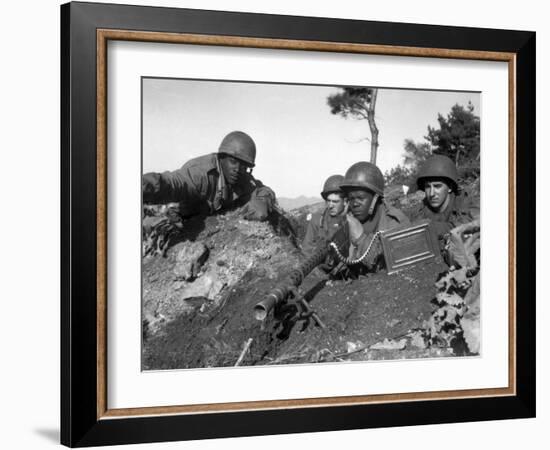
368,194 -> 379,217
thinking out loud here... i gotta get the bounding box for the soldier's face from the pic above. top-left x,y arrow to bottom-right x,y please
325,193 -> 346,217
424,180 -> 451,211
220,155 -> 249,185
347,189 -> 375,223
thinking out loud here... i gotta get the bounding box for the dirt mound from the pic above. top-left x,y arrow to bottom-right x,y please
142,208 -> 300,339
256,259 -> 453,366
142,201 -> 480,370
143,259 -> 452,370
142,202 -> 453,370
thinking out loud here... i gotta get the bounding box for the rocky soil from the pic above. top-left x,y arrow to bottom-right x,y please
142,196 -> 479,370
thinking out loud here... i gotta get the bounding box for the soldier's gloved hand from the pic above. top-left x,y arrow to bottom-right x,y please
242,197 -> 270,221
142,173 -> 162,203
243,209 -> 268,221
346,213 -> 364,244
142,215 -> 167,236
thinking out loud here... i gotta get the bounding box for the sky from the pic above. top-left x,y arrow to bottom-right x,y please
142,78 -> 480,198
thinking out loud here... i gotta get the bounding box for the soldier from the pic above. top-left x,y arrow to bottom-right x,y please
414,155 -> 479,239
301,175 -> 347,257
142,131 -> 275,221
338,161 -> 410,272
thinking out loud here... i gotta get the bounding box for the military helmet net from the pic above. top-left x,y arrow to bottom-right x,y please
321,174 -> 345,200
218,131 -> 257,167
416,154 -> 459,191
339,162 -> 385,196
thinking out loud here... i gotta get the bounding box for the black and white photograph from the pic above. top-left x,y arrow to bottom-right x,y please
141,78 -> 481,370
0,0 -> 543,446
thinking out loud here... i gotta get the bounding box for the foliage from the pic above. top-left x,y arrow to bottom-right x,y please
385,102 -> 480,188
327,87 -> 375,118
423,220 -> 481,355
403,139 -> 433,170
384,139 -> 432,187
384,165 -> 415,187
327,87 -> 380,164
425,102 -> 480,167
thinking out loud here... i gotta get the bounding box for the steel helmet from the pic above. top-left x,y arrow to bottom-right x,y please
339,162 -> 385,196
321,175 -> 345,200
218,131 -> 256,167
416,155 -> 459,191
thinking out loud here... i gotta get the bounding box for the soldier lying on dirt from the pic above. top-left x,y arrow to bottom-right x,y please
142,131 -> 276,256
412,155 -> 479,240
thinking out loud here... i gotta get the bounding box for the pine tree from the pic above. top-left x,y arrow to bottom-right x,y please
327,87 -> 380,164
425,102 -> 480,167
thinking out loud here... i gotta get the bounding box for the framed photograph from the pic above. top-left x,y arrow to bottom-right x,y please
61,1 -> 535,447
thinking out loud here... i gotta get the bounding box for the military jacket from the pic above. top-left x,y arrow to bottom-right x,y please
319,202 -> 409,275
350,202 -> 410,269
302,208 -> 345,257
414,192 -> 480,238
142,153 -> 274,219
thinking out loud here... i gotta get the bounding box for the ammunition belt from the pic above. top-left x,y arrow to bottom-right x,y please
329,230 -> 382,265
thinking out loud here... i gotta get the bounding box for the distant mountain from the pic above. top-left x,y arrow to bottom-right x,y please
277,196 -> 323,212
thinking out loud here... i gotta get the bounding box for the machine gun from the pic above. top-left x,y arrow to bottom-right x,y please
253,216 -> 443,329
253,225 -> 351,329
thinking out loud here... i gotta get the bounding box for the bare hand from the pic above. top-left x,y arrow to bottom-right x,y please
447,219 -> 480,269
343,201 -> 349,216
346,213 -> 364,242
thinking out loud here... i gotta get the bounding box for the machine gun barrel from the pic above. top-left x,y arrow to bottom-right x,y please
253,242 -> 331,321
254,286 -> 291,321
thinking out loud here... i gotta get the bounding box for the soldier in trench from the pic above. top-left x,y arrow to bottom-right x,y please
298,162 -> 410,276
301,174 -> 347,258
338,161 -> 410,273
413,154 -> 479,239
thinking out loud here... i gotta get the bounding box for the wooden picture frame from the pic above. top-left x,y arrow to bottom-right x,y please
61,1 -> 535,446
